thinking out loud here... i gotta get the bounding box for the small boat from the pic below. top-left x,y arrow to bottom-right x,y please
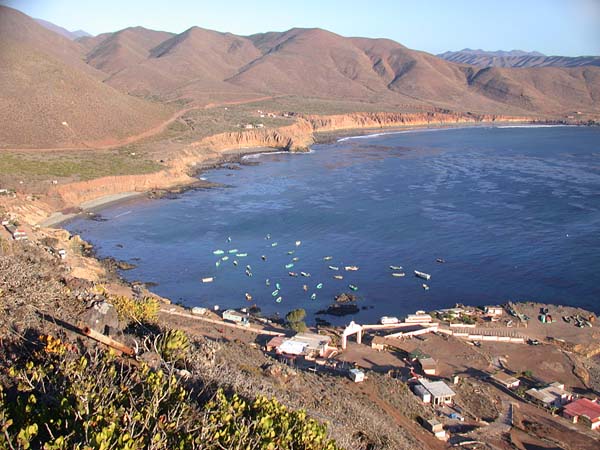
245,292 -> 252,301
265,279 -> 270,286
272,290 -> 279,297
202,277 -> 214,283
349,284 -> 358,291
275,283 -> 281,290
228,249 -> 239,254
300,272 -> 311,277
328,265 -> 339,271
213,250 -> 225,255
287,250 -> 295,255
292,257 -> 300,262
333,275 -> 343,280
261,255 -> 267,261
245,270 -> 252,277
271,242 -> 278,247
236,253 -> 248,257
288,272 -> 298,277
436,258 -> 445,264
414,270 -> 431,280
345,266 -> 359,271
380,316 -> 399,325
392,272 -> 405,277
276,296 -> 283,303
303,284 -> 308,291
221,256 -> 229,261
215,260 -> 221,267
233,260 -> 238,266
246,265 -> 252,271
226,236 -> 232,243
422,283 -> 429,290
323,256 -> 333,261
316,283 -> 323,289
310,293 -> 317,300
389,265 -> 403,270
265,233 -> 271,240
285,263 -> 294,269
295,241 -> 301,247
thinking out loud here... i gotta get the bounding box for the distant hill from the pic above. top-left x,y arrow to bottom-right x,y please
1,5 -> 599,149
35,18 -> 91,40
0,7 -> 171,148
438,48 -> 600,68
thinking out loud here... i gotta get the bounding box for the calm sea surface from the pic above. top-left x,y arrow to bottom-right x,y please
66,126 -> 600,324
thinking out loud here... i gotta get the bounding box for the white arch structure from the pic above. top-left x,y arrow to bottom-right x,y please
342,321 -> 363,350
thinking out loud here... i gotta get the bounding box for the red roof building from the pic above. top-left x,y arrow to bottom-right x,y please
563,398 -> 600,430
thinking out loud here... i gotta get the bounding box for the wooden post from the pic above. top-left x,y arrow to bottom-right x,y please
81,327 -> 135,356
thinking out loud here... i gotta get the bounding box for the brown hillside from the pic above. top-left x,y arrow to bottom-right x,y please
103,26 -> 263,100
84,27 -> 174,75
0,41 -> 172,149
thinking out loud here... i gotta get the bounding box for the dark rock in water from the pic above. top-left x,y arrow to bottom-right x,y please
116,243 -> 124,248
315,317 -> 332,327
144,281 -> 159,287
335,293 -> 357,303
317,303 -> 360,316
88,213 -> 108,222
241,160 -> 260,166
224,164 -> 242,170
80,301 -> 121,336
249,305 -> 262,315
104,257 -> 137,271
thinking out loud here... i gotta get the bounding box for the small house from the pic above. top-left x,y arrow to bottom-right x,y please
418,357 -> 437,376
371,335 -> 386,351
413,384 -> 431,403
562,398 -> 600,430
422,418 -> 446,439
222,309 -> 249,326
490,371 -> 520,389
349,368 -> 365,383
418,379 -> 456,405
405,313 -> 432,323
485,306 -> 504,317
526,382 -> 573,408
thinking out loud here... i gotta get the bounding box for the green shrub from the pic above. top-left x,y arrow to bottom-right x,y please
286,308 -> 307,332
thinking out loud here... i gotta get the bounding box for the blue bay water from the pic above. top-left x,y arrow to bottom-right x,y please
66,126 -> 600,324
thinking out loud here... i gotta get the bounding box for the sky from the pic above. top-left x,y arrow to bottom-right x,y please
3,0 -> 600,56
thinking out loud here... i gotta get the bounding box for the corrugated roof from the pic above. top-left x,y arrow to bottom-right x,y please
278,340 -> 307,355
563,398 -> 600,421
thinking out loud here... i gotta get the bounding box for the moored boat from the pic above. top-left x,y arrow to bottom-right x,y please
236,253 -> 248,257
328,265 -> 339,271
301,272 -> 311,277
228,249 -> 238,254
271,242 -> 278,247
345,266 -> 359,271
213,250 -> 225,255
221,256 -> 229,261
414,270 -> 431,280
295,240 -> 302,247
392,272 -> 405,277
288,272 -> 298,277
310,293 -> 317,300
201,277 -> 214,283
316,283 -> 323,289
436,258 -> 445,263
285,263 -> 294,269
333,275 -> 343,280
323,256 -> 333,261
380,316 -> 399,325
276,296 -> 282,303
215,260 -> 221,267
349,284 -> 358,291
422,283 -> 429,290
389,265 -> 402,270
245,292 -> 252,301
272,289 -> 279,297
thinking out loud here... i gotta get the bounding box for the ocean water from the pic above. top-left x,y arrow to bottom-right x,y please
66,126 -> 600,324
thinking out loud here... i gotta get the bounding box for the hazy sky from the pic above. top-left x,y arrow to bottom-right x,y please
4,0 -> 600,56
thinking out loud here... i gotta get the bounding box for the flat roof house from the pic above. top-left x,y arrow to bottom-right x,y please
526,382 -> 573,408
490,371 -> 520,389
563,398 -> 600,430
418,379 -> 456,405
418,357 -> 437,376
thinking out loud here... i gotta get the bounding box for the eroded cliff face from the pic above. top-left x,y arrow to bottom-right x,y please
12,110 -> 535,225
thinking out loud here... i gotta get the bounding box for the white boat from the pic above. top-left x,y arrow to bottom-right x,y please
333,275 -> 343,280
392,272 -> 405,277
295,240 -> 302,247
422,283 -> 430,290
389,265 -> 403,270
345,266 -> 359,271
201,277 -> 214,283
380,316 -> 399,325
414,270 -> 431,280
328,265 -> 339,271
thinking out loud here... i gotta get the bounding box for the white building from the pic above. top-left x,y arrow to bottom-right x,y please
349,368 -> 365,383
418,379 -> 456,405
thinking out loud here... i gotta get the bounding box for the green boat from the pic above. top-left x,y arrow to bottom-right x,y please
215,260 -> 221,267
236,253 -> 248,257
285,263 -> 294,269
213,250 -> 225,255
316,283 -> 323,289
272,290 -> 279,297
228,249 -> 239,254
221,256 -> 229,261
276,283 -> 281,290
265,279 -> 270,286
287,250 -> 295,255
292,257 -> 299,262
271,242 -> 278,247
349,284 -> 358,291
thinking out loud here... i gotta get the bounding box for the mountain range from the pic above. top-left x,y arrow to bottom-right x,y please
438,49 -> 600,68
35,18 -> 91,40
0,5 -> 599,149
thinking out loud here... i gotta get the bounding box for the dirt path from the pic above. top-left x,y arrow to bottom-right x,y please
350,381 -> 447,450
4,95 -> 279,153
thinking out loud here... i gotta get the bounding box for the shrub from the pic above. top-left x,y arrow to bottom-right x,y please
109,295 -> 161,325
286,308 -> 307,332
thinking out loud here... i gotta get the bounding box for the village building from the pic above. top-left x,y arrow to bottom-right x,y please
4,224 -> 27,241
276,332 -> 335,359
485,306 -> 504,317
490,371 -> 520,389
348,368 -> 365,383
422,418 -> 446,439
418,357 -> 437,376
416,379 -> 456,405
413,384 -> 431,403
405,312 -> 433,324
562,398 -> 600,430
370,335 -> 386,351
222,309 -> 250,326
526,382 -> 573,408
